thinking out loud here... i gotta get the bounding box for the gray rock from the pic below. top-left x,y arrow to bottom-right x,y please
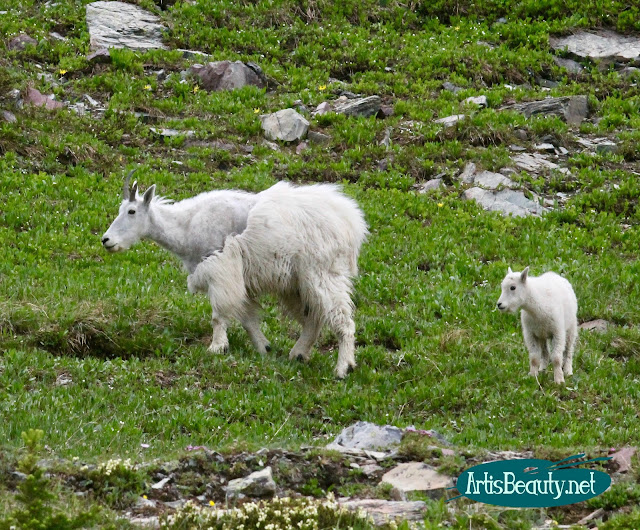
458,162 -> 477,184
260,108 -> 309,142
512,153 -> 566,174
471,170 -> 516,190
307,131 -> 332,145
333,95 -> 382,118
24,86 -> 64,110
328,421 -> 403,452
7,33 -> 38,51
49,31 -> 67,42
361,463 -> 383,477
609,447 -> 636,473
537,78 -> 559,89
226,467 -> 276,499
86,1 -> 167,51
576,137 -> 617,153
513,128 -> 528,141
463,187 -> 547,217
435,114 -> 466,127
11,471 -> 27,482
550,30 -> 640,62
87,48 -> 111,64
620,66 -> 640,78
134,496 -> 157,509
150,128 -> 195,139
178,49 -> 210,60
189,61 -> 266,91
295,141 -> 308,155
442,81 -> 463,94
312,101 -> 332,116
381,463 -> 452,498
128,516 -> 160,528
579,319 -> 610,332
340,499 -> 426,527
553,56 -> 584,74
151,476 -> 171,490
509,144 -> 526,152
417,178 -> 444,193
83,94 -> 100,107
502,95 -> 588,125
262,140 -> 279,151
464,95 -> 487,107
535,143 -> 556,152
1,110 -> 17,123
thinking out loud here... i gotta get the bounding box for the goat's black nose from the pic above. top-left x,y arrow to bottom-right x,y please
497,302 -> 503,308
101,237 -> 110,245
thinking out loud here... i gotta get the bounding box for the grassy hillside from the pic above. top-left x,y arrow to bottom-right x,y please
1,0 -> 640,526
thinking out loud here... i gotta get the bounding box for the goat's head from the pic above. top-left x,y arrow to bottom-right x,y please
496,266 -> 529,313
101,170 -> 156,252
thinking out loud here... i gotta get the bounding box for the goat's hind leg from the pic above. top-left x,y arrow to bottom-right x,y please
239,297 -> 271,354
209,316 -> 229,353
524,329 -> 544,378
282,294 -> 320,362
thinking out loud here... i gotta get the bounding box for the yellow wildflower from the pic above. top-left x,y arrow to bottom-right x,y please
193,85 -> 199,93
318,85 -> 327,91
58,69 -> 67,75
143,495 -> 148,500
438,203 -> 444,207
144,84 -> 152,91
209,500 -> 215,506
253,108 -> 261,114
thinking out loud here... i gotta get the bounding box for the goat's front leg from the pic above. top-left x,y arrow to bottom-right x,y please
209,316 -> 229,353
523,329 -> 543,378
549,330 -> 567,384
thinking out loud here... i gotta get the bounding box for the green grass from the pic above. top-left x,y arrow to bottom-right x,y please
2,0 -> 640,526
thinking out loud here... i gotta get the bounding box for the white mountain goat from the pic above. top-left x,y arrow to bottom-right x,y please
187,182 -> 368,378
102,172 -> 271,354
497,267 -> 578,384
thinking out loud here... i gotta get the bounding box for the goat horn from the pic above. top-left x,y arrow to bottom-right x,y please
123,169 -> 136,200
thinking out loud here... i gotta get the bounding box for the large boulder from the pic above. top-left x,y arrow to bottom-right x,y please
550,30 -> 640,63
381,462 -> 452,499
328,421 -> 403,452
260,109 -> 309,142
340,499 -> 427,526
463,187 -> 547,217
333,95 -> 382,118
188,61 -> 266,92
85,1 -> 167,51
502,95 -> 588,126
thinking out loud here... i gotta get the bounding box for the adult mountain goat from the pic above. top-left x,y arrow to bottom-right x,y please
102,172 -> 271,354
187,182 -> 368,378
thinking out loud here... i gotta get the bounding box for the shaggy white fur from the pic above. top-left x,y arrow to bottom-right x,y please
188,181 -> 368,378
102,177 -> 270,354
497,267 -> 578,384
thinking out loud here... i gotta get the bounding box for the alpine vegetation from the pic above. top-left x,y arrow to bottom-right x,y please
187,182 -> 368,378
101,172 -> 272,354
497,267 -> 578,385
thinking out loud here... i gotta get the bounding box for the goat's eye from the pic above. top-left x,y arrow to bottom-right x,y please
510,286 -> 516,291
128,209 -> 136,215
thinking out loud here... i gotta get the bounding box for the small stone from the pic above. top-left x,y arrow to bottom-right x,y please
188,61 -> 266,91
379,105 -> 394,117
577,508 -> 605,526
24,86 -> 64,110
619,66 -> 640,78
553,56 -> 584,74
328,421 -> 403,452
295,141 -> 308,155
8,33 -> 38,51
226,467 -> 276,499
150,128 -> 195,139
151,477 -> 171,490
513,128 -> 528,141
178,49 -> 210,60
596,141 -> 617,154
417,179 -> 444,193
512,153 -> 562,173
537,78 -> 559,88
333,95 -> 382,118
472,171 -> 516,190
458,162 -> 477,184
509,144 -> 526,152
361,463 -> 383,477
340,499 -> 426,527
442,81 -> 463,94
83,94 -> 100,107
155,69 -> 167,82
502,95 -> 588,125
464,95 -> 487,107
381,463 -> 452,499
312,101 -> 332,116
435,114 -> 466,127
609,447 -> 636,473
535,143 -> 556,152
1,110 -> 17,123
388,487 -> 406,502
260,108 -> 309,142
377,158 -> 389,171
550,30 -> 640,62
162,499 -> 187,509
463,187 -> 547,217
339,90 -> 358,99
262,140 -> 279,151
307,131 -> 331,145
87,48 -> 111,64
579,319 -> 610,332
135,496 -> 157,509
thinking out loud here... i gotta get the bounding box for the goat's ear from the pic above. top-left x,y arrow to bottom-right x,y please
508,266 -> 513,274
521,266 -> 529,283
143,184 -> 156,206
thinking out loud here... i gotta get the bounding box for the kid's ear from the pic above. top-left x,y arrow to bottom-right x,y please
508,266 -> 513,274
143,184 -> 156,206
521,266 -> 529,283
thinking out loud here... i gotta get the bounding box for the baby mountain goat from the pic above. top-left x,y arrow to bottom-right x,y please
187,182 -> 368,379
497,267 -> 578,384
